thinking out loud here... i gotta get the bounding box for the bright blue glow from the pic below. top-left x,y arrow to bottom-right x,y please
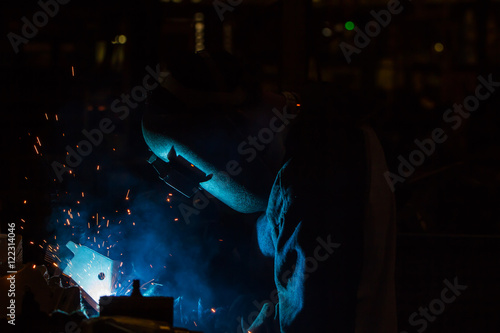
63,241 -> 118,305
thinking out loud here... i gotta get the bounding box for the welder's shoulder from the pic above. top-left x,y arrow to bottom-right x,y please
265,124 -> 377,221
284,125 -> 368,195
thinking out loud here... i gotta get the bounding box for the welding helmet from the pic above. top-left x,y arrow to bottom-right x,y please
142,51 -> 299,213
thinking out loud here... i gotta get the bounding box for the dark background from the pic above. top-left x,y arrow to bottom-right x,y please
1,0 -> 500,332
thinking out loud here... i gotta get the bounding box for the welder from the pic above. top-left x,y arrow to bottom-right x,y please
142,50 -> 397,333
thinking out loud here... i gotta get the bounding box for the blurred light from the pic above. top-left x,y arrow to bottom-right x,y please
191,0 -> 202,3
434,42 -> 444,52
322,27 -> 332,37
112,35 -> 127,45
345,21 -> 355,31
194,12 -> 205,52
118,35 -> 127,44
195,43 -> 204,51
95,41 -> 107,65
195,22 -> 204,32
334,23 -> 344,32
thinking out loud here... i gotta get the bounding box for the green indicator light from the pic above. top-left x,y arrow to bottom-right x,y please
345,21 -> 355,31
